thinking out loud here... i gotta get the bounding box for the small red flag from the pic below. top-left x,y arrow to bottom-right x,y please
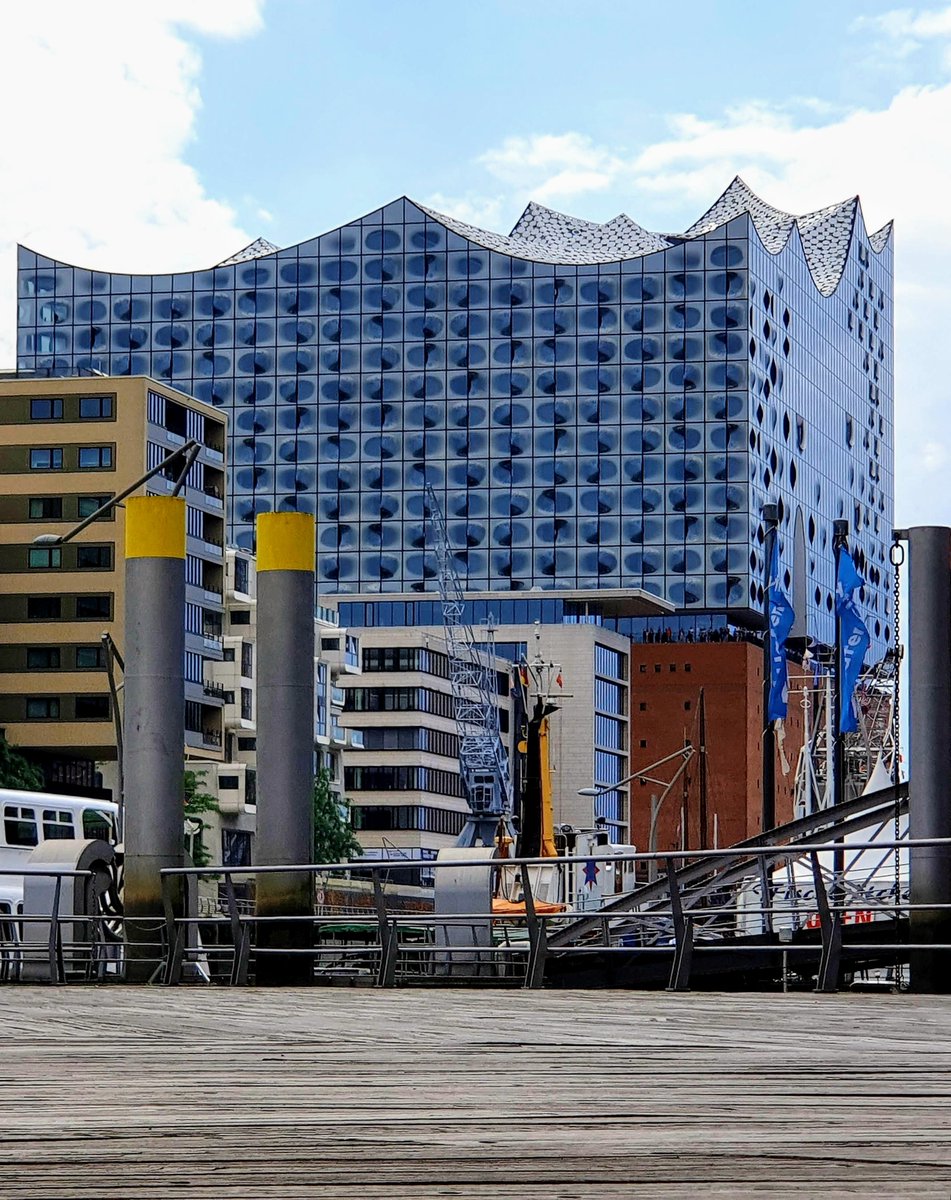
555,672 -> 564,688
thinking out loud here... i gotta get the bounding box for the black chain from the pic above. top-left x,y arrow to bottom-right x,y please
890,535 -> 905,986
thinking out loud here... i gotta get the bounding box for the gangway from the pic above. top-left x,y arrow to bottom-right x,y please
548,780 -> 908,949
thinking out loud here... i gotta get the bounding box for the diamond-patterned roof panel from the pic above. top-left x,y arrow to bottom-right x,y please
216,180 -> 892,294
215,237 -> 280,266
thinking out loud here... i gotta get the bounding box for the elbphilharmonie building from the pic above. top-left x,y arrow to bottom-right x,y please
16,178 -> 893,653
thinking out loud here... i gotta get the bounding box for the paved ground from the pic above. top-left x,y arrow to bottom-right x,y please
1,987 -> 950,1198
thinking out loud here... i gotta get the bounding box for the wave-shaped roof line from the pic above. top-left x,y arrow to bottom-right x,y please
216,237 -> 280,266
869,221 -> 893,253
416,199 -> 672,264
684,176 -> 876,296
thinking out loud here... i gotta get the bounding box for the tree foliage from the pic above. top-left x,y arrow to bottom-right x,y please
0,735 -> 43,791
313,767 -> 361,863
183,769 -> 220,868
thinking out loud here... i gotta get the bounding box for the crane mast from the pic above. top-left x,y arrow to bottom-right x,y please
426,485 -> 515,848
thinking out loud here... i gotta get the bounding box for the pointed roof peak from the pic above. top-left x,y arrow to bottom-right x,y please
215,237 -> 279,267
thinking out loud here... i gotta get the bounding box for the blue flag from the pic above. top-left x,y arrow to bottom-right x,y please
766,538 -> 795,721
835,546 -> 871,734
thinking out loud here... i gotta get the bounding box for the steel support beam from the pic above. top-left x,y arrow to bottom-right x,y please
907,526 -> 951,992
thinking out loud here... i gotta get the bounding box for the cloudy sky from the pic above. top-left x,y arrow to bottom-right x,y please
1,0 -> 947,525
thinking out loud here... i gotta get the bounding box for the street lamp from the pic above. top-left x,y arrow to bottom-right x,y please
579,744 -> 695,881
30,438 -> 202,834
31,439 -> 201,548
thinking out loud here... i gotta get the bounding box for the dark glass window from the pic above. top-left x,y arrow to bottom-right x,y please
75,595 -> 111,620
29,496 -> 62,520
27,596 -> 61,619
27,647 -> 60,669
218,775 -> 240,790
4,805 -> 38,847
76,545 -> 112,569
222,829 -> 252,867
26,697 -> 60,719
42,809 -> 74,839
241,641 -> 253,678
231,611 -> 251,627
233,556 -> 250,594
30,398 -> 63,420
75,645 -> 105,669
75,695 -> 110,719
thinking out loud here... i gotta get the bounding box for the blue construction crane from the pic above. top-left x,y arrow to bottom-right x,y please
426,485 -> 515,848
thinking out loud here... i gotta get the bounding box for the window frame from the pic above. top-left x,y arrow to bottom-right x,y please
29,448 -> 63,471
28,496 -> 63,520
28,546 -> 62,570
26,647 -> 61,670
30,398 -> 63,421
77,445 -> 114,471
78,395 -> 114,420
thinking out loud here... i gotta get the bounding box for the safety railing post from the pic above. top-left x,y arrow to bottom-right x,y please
161,870 -> 185,986
666,857 -> 693,991
372,877 -> 398,987
811,852 -> 842,993
522,868 -> 547,989
48,875 -> 64,985
224,873 -> 250,987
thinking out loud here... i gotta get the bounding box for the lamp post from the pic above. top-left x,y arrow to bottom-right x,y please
579,744 -> 695,881
31,438 -> 202,836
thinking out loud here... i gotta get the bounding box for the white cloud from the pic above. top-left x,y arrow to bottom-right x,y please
0,0 -> 265,367
423,192 -> 510,231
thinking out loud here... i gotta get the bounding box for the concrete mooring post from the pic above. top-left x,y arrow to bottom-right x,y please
255,511 -> 316,985
906,525 -> 951,993
122,495 -> 186,982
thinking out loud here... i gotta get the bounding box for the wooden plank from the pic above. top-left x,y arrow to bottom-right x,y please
0,988 -> 949,1197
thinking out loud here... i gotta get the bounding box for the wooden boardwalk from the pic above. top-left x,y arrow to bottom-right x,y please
1,987 -> 950,1198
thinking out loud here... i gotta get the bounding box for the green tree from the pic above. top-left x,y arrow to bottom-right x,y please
183,769 -> 220,868
0,735 -> 43,791
313,767 -> 361,862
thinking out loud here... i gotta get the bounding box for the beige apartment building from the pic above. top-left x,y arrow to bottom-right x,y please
0,374 -> 227,795
339,622 -> 633,866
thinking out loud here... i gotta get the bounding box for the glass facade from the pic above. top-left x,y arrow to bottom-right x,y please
15,180 -> 893,653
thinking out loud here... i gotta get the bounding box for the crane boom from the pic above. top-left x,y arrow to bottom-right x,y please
426,485 -> 514,847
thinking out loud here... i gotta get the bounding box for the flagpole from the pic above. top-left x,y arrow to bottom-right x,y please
762,502 -> 779,833
832,519 -> 849,812
832,518 -> 849,927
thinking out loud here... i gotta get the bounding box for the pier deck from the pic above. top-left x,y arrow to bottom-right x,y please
1,988 -> 950,1198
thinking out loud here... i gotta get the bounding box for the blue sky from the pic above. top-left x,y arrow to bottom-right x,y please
192,0 -> 927,244
3,0 -> 951,527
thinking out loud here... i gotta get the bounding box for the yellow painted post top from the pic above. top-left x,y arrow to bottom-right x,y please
125,496 -> 186,560
257,512 -> 316,573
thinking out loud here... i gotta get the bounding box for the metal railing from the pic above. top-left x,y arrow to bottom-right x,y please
5,837 -> 944,991
0,867 -> 122,985
155,836 -> 950,993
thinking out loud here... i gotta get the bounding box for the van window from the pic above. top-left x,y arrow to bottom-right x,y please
4,806 -> 38,847
42,810 -> 75,840
82,809 -> 114,842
